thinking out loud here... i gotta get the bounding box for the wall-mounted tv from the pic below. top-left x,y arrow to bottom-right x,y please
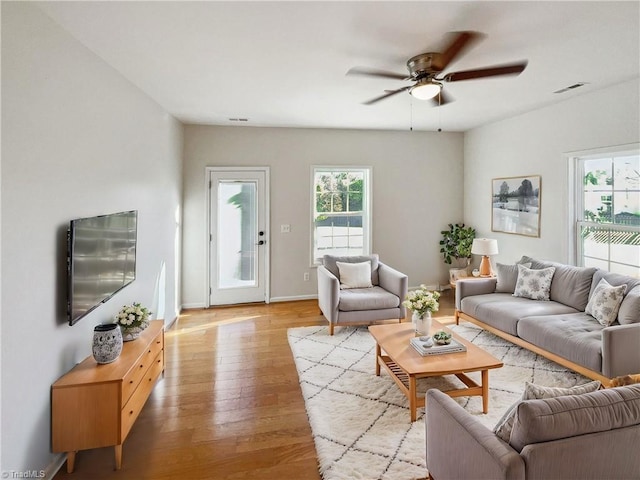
67,210 -> 137,326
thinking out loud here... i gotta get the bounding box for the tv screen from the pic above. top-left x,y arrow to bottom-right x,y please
67,210 -> 137,326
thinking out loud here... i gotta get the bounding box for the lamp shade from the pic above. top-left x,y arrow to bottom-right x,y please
471,238 -> 499,256
410,82 -> 440,100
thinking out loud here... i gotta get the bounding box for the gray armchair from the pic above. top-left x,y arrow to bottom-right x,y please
317,254 -> 408,335
425,385 -> 640,480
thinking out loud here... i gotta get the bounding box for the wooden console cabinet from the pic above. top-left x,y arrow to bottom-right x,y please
52,320 -> 165,472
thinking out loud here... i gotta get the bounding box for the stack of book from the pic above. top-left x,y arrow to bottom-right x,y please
410,336 -> 467,356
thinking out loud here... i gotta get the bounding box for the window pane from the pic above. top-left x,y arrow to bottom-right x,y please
576,148 -> 639,274
610,262 -> 640,277
614,155 -> 640,191
583,257 -> 609,270
313,168 -> 369,263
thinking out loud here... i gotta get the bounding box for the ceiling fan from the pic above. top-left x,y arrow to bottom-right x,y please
347,31 -> 527,106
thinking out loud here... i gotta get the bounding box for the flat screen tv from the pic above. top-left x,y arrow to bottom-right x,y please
67,210 -> 137,326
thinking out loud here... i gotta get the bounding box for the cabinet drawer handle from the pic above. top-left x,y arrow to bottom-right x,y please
129,380 -> 134,384
129,410 -> 134,415
139,364 -> 144,369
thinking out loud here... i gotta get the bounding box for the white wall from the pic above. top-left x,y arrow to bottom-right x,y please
183,126 -> 464,307
1,3 -> 183,473
464,78 -> 640,266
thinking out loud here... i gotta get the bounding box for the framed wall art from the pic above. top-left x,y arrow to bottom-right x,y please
491,175 -> 541,237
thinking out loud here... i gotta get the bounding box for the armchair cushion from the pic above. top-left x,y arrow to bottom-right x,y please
493,380 -> 601,443
323,254 -> 380,285
509,384 -> 640,453
338,286 -> 400,311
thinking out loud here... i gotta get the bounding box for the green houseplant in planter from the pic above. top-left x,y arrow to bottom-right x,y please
439,223 -> 476,283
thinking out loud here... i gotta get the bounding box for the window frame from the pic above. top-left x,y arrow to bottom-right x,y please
310,166 -> 372,266
568,144 -> 640,274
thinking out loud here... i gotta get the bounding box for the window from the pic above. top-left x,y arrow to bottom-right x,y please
574,147 -> 640,276
312,167 -> 371,264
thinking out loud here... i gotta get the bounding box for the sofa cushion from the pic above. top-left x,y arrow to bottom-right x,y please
493,380 -> 601,443
338,286 -> 399,311
518,257 -> 597,309
495,262 -> 531,293
336,261 -> 372,289
509,384 -> 640,453
517,313 -> 604,373
513,265 -> 555,301
585,278 -> 627,326
590,270 -> 640,301
460,294 -> 578,336
619,286 -> 640,325
324,254 -> 379,285
548,264 -> 597,310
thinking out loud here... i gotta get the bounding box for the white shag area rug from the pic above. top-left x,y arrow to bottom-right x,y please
288,321 -> 591,480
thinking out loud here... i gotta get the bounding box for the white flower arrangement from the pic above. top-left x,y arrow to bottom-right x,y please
114,302 -> 151,329
402,285 -> 440,316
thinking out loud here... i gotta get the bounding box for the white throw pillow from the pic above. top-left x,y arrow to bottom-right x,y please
493,380 -> 601,443
513,265 -> 555,301
585,278 -> 627,326
336,261 -> 372,289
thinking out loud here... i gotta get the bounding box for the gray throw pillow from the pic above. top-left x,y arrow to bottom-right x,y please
585,278 -> 627,326
513,265 -> 556,301
618,286 -> 640,325
493,380 -> 601,443
495,262 -> 531,293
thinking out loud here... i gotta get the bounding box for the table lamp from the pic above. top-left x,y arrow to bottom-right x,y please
471,238 -> 499,277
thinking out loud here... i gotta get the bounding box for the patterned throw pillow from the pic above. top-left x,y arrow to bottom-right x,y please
585,278 -> 627,326
495,262 -> 532,293
513,265 -> 556,301
493,380 -> 601,443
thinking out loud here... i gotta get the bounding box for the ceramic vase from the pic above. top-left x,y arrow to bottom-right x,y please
412,311 -> 432,336
92,323 -> 123,364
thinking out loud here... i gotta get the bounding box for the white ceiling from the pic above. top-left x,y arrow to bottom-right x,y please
37,1 -> 640,132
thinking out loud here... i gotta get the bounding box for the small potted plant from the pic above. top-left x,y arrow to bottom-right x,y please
439,223 -> 476,283
433,330 -> 452,345
114,302 -> 151,341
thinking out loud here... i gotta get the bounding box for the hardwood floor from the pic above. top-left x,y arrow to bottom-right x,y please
53,291 -> 455,479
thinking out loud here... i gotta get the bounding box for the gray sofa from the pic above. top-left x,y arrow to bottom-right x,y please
425,384 -> 640,480
317,254 -> 408,335
455,257 -> 640,385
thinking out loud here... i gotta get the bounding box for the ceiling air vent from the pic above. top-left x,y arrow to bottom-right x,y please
228,118 -> 249,122
554,83 -> 588,94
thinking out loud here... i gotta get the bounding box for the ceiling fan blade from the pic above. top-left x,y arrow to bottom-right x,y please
430,89 -> 454,107
347,67 -> 409,81
362,86 -> 411,105
433,31 -> 483,71
442,61 -> 528,82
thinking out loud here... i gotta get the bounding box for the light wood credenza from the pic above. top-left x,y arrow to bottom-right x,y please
52,320 -> 165,472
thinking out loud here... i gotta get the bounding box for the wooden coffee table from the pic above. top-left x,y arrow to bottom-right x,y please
368,320 -> 503,421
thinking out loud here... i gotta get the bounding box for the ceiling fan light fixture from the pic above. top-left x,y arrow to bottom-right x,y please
410,81 -> 441,100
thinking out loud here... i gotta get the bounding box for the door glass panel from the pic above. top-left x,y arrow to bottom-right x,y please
217,181 -> 257,289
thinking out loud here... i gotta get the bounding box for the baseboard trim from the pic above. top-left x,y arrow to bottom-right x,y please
270,294 -> 318,303
181,302 -> 207,310
45,452 -> 66,480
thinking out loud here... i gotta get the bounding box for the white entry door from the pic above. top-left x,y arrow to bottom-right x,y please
209,168 -> 269,305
